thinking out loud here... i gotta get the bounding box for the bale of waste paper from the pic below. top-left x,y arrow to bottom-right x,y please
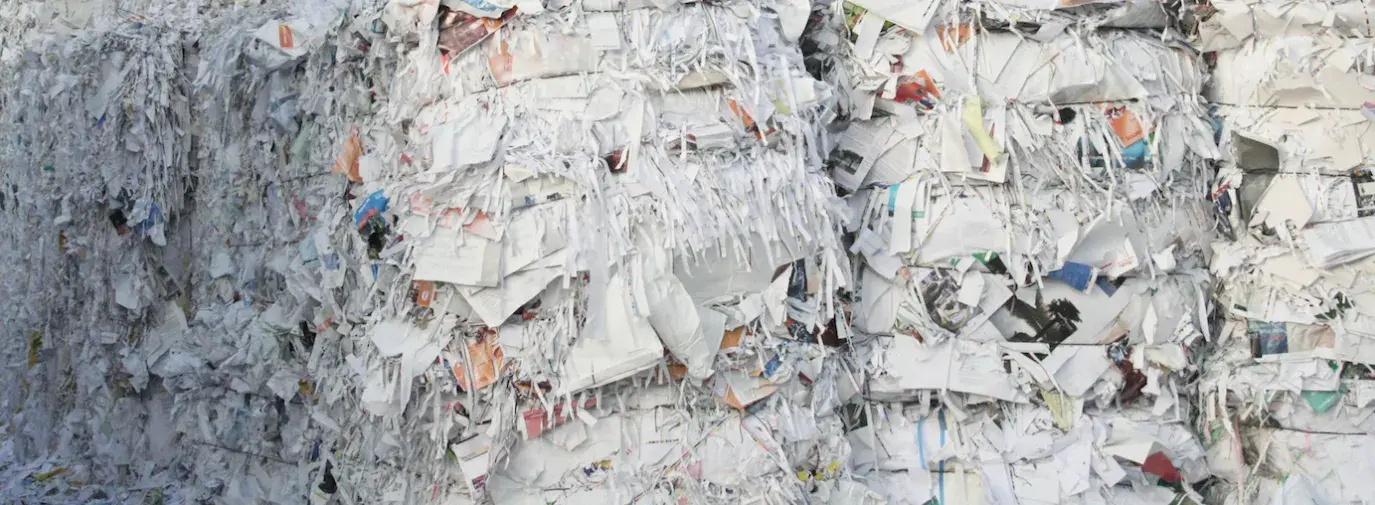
1197,7 -> 1375,505
0,0 -> 856,503
814,1 -> 1220,502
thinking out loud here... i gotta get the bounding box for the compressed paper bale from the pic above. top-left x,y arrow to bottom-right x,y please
838,26 -> 1203,113
843,0 -> 1173,33
1210,36 -> 1375,109
1197,0 -> 1375,51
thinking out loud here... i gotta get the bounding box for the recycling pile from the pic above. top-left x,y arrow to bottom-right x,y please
0,0 -> 878,503
0,6 -> 394,504
345,2 -> 857,503
23,0 -> 1375,502
812,0 -> 1222,502
0,17 -> 197,491
1196,1 -> 1375,503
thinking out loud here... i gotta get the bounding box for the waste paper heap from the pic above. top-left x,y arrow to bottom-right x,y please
21,0 -> 1372,503
0,0 -> 878,503
811,0 -> 1223,502
1197,1 -> 1375,503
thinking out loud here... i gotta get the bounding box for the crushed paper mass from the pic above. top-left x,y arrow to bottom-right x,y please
2,0 -> 1371,504
1198,1 -> 1375,504
810,2 -> 1220,503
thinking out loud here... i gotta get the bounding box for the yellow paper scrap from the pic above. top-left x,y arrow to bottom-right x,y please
961,97 -> 1004,163
1041,390 -> 1078,431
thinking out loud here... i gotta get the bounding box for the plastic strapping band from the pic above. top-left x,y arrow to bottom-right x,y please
939,410 -> 947,505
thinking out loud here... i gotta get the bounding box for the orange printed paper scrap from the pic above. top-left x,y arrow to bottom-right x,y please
936,24 -> 973,53
892,70 -> 941,110
666,364 -> 689,382
331,129 -> 363,182
720,326 -> 750,350
453,333 -> 504,392
412,281 -> 437,308
1103,106 -> 1145,146
278,24 -> 295,49
727,100 -> 757,132
727,99 -> 773,140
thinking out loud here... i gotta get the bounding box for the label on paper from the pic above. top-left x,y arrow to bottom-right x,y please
412,281 -> 437,308
278,25 -> 295,49
1105,106 -> 1145,146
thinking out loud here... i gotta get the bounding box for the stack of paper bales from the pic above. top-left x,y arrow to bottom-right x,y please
819,0 -> 1221,502
1198,2 -> 1375,504
0,0 -> 884,504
